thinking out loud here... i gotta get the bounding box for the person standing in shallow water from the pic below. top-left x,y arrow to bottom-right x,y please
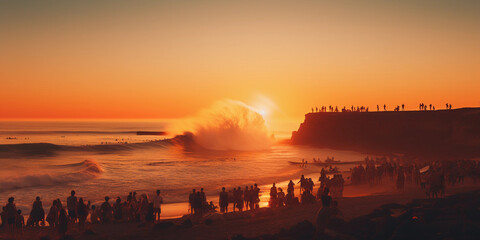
236,187 -> 244,212
253,184 -> 260,209
269,183 -> 277,207
244,186 -> 250,210
153,189 -> 163,222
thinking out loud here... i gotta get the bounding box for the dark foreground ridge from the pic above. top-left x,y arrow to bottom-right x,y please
291,108 -> 480,158
235,189 -> 480,240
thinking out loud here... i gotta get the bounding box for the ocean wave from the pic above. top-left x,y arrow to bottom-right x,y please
0,160 -> 103,192
0,140 -> 173,158
0,130 -> 167,135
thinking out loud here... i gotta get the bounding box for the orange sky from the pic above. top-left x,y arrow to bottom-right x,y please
1,0 -> 479,120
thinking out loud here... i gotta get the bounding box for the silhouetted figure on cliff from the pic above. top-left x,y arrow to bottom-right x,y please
383,104 -> 386,111
402,104 -> 405,110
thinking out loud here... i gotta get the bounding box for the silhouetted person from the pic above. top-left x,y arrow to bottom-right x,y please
113,197 -> 122,221
193,192 -> 203,216
30,196 -> 44,226
277,188 -> 286,207
287,180 -> 295,195
253,184 -> 260,209
90,205 -> 100,224
200,188 -> 206,207
67,190 -> 77,223
189,189 -> 196,213
244,186 -> 250,210
219,187 -> 229,213
383,104 -> 386,111
100,196 -> 113,223
236,187 -> 244,212
15,209 -> 24,233
321,188 -> 332,208
153,189 -> 163,221
46,200 -> 59,228
58,209 -> 68,237
377,105 -> 379,111
77,198 -> 90,230
4,197 -> 17,233
269,183 -> 277,207
402,104 -> 404,110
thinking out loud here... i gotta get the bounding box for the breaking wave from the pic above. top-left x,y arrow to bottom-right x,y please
0,160 -> 103,192
191,99 -> 273,151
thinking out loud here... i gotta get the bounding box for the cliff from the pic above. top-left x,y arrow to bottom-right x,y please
291,108 -> 480,158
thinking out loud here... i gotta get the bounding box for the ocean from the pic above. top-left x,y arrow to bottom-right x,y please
0,119 -> 368,218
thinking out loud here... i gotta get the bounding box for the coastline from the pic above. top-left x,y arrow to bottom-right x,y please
3,178 -> 479,240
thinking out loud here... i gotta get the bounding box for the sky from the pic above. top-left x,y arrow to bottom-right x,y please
1,0 -> 479,120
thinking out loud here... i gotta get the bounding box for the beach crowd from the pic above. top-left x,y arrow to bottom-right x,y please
1,156 -> 479,238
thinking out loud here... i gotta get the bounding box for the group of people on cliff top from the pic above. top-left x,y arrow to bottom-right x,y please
311,103 -> 454,113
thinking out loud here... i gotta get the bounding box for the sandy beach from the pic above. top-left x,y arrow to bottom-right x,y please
3,179 -> 479,240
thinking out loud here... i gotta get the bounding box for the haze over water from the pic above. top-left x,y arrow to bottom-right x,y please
0,115 -> 367,218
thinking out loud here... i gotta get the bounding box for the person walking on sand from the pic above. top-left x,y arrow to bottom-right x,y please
153,189 -> 163,222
